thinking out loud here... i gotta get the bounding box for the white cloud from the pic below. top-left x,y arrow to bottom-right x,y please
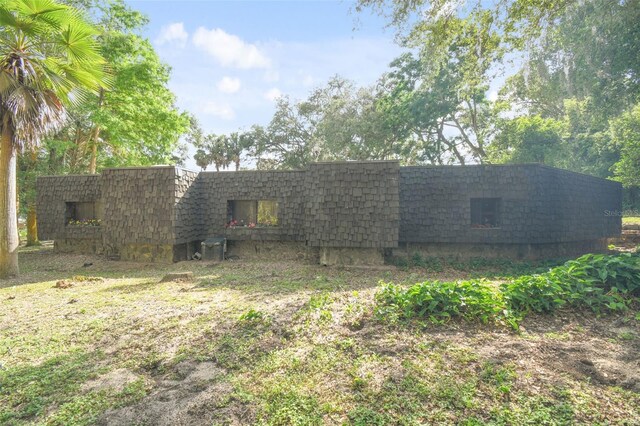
192,27 -> 270,69
302,74 -> 315,87
203,102 -> 235,120
488,90 -> 498,101
217,76 -> 242,94
264,88 -> 282,102
156,22 -> 188,46
263,69 -> 280,83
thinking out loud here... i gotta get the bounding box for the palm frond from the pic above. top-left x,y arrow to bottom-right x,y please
0,0 -> 107,150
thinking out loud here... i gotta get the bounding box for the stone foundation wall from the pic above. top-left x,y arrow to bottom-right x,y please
225,240 -> 317,262
391,239 -> 609,261
54,237 -> 103,255
319,247 -> 385,266
118,243 -> 174,263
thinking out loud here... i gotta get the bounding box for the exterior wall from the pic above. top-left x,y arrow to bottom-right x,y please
199,170 -> 307,242
174,168 -> 205,245
399,165 -> 621,245
37,174 -> 102,248
100,167 -> 175,259
533,166 -> 621,242
226,240 -> 316,262
37,162 -> 622,263
304,161 -> 400,248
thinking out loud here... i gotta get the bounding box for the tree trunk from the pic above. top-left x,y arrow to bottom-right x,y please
0,120 -> 19,278
88,88 -> 104,174
88,125 -> 100,174
26,204 -> 38,246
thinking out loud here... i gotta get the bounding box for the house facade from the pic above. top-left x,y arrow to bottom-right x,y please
36,161 -> 622,264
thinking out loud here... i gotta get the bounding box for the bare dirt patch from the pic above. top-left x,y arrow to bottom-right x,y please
96,362 -> 240,426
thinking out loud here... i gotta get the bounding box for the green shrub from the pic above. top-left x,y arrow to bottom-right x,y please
376,253 -> 640,327
502,253 -> 640,314
375,279 -> 504,323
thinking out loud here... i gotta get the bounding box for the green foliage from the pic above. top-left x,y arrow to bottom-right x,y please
347,406 -> 391,425
503,253 -> 640,314
238,308 -> 267,323
377,253 -> 640,327
0,351 -> 94,422
260,389 -> 324,426
612,103 -> 640,187
188,117 -> 252,171
351,0 -> 639,179
249,77 -> 401,170
376,279 -> 504,323
488,115 -> 564,164
28,0 -> 188,175
379,9 -> 503,165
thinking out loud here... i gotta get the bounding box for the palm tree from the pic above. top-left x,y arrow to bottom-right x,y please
0,0 -> 107,277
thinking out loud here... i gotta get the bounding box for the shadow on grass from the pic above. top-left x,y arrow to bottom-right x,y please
0,350 -> 103,424
100,280 -> 160,294
342,345 -> 579,425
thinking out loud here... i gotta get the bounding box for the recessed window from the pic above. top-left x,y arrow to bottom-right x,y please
227,200 -> 279,228
471,198 -> 500,228
65,201 -> 101,226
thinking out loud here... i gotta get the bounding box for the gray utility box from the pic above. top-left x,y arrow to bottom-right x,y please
201,237 -> 226,261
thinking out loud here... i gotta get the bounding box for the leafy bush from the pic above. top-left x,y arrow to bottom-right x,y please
502,253 -> 640,315
376,253 -> 640,327
375,279 -> 504,323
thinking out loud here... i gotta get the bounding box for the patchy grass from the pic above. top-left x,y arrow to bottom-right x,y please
0,246 -> 639,425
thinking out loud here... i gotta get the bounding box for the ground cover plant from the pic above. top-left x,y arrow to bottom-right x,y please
1,246 -> 639,425
376,253 -> 640,328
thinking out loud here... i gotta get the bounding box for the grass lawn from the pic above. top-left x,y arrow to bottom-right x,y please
1,246 -> 639,425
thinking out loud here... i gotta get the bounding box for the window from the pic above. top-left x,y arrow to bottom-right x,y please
470,198 -> 500,228
227,200 -> 279,227
65,201 -> 101,226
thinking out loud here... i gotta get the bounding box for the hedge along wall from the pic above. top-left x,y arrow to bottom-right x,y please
303,161 -> 400,248
399,164 -> 622,245
37,174 -> 102,241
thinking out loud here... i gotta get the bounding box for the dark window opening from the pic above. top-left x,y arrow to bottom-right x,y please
65,201 -> 101,226
227,200 -> 279,228
471,198 -> 500,228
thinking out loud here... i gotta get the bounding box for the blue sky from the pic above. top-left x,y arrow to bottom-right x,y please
127,0 -> 405,167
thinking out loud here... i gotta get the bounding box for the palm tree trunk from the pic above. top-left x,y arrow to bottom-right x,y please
0,121 -> 19,278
